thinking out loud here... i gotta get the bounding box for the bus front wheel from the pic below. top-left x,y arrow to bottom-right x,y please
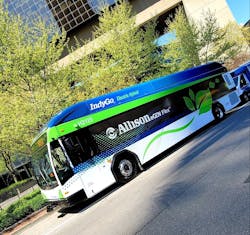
113,156 -> 138,184
212,104 -> 225,121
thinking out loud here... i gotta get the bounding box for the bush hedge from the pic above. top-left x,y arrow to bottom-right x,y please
0,178 -> 36,202
0,189 -> 47,232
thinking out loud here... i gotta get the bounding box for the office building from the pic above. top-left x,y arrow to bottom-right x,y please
4,0 -> 236,66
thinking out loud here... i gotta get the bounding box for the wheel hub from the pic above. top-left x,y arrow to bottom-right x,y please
244,94 -> 249,102
118,159 -> 133,177
215,107 -> 223,119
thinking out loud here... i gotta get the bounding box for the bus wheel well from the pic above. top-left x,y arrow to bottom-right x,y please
111,150 -> 142,184
212,102 -> 225,121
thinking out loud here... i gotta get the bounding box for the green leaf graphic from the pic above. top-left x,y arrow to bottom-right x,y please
199,90 -> 212,114
189,89 -> 195,101
209,81 -> 215,89
195,90 -> 206,109
143,117 -> 195,159
183,96 -> 195,111
215,78 -> 220,83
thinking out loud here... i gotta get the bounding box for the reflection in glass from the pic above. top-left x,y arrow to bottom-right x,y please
31,145 -> 58,190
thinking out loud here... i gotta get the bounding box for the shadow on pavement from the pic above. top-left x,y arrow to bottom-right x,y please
57,184 -> 119,215
58,104 -> 249,217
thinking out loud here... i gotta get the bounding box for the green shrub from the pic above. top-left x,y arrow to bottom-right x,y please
0,210 -> 16,231
23,189 -> 40,200
0,178 -> 34,202
0,179 -> 31,194
0,189 -> 47,232
13,203 -> 33,219
6,202 -> 17,213
29,194 -> 46,211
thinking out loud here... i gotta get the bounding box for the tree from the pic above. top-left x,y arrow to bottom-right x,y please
0,150 -> 18,183
225,52 -> 250,70
0,0 -> 78,176
0,156 -> 6,174
162,8 -> 248,72
198,13 -> 245,64
223,23 -> 250,69
241,25 -> 250,46
0,0 -> 164,176
162,8 -> 201,72
72,0 -> 163,98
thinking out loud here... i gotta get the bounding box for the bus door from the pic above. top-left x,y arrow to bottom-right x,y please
221,72 -> 240,110
222,72 -> 235,89
62,129 -> 115,198
79,158 -> 115,198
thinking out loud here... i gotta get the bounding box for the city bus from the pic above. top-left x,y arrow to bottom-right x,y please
225,61 -> 250,103
31,62 -> 240,205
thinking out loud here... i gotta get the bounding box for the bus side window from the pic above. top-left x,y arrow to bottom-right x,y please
210,76 -> 229,99
62,129 -> 99,166
63,136 -> 84,166
239,75 -> 246,87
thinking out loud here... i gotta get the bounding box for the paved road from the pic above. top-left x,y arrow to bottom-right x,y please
16,103 -> 250,235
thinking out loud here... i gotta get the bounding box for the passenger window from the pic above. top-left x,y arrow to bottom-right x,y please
62,129 -> 99,167
240,75 -> 246,88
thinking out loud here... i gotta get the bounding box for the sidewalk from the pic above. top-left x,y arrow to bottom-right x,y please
0,185 -> 38,210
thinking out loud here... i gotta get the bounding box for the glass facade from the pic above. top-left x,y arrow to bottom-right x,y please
4,0 -> 59,30
4,0 -> 116,33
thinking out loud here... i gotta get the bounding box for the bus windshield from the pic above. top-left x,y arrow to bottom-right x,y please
50,140 -> 74,185
32,134 -> 74,188
31,144 -> 58,190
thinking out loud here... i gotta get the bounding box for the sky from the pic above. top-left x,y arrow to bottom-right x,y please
226,0 -> 250,25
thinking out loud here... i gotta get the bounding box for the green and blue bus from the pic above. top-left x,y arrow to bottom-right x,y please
31,62 -> 240,205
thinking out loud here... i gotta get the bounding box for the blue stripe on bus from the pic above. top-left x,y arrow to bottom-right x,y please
48,62 -> 224,128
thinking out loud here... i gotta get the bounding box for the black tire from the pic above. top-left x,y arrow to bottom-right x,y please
212,104 -> 225,121
241,93 -> 249,103
113,156 -> 138,184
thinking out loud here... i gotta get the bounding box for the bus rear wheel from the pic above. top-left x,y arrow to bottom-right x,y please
241,93 -> 249,103
212,104 -> 225,121
113,156 -> 138,184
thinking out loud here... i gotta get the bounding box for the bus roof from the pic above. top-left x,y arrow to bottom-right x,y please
47,62 -> 224,128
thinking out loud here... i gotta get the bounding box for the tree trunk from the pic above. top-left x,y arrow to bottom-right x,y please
0,150 -> 19,183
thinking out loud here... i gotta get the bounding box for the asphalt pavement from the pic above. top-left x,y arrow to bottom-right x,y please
15,103 -> 250,235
